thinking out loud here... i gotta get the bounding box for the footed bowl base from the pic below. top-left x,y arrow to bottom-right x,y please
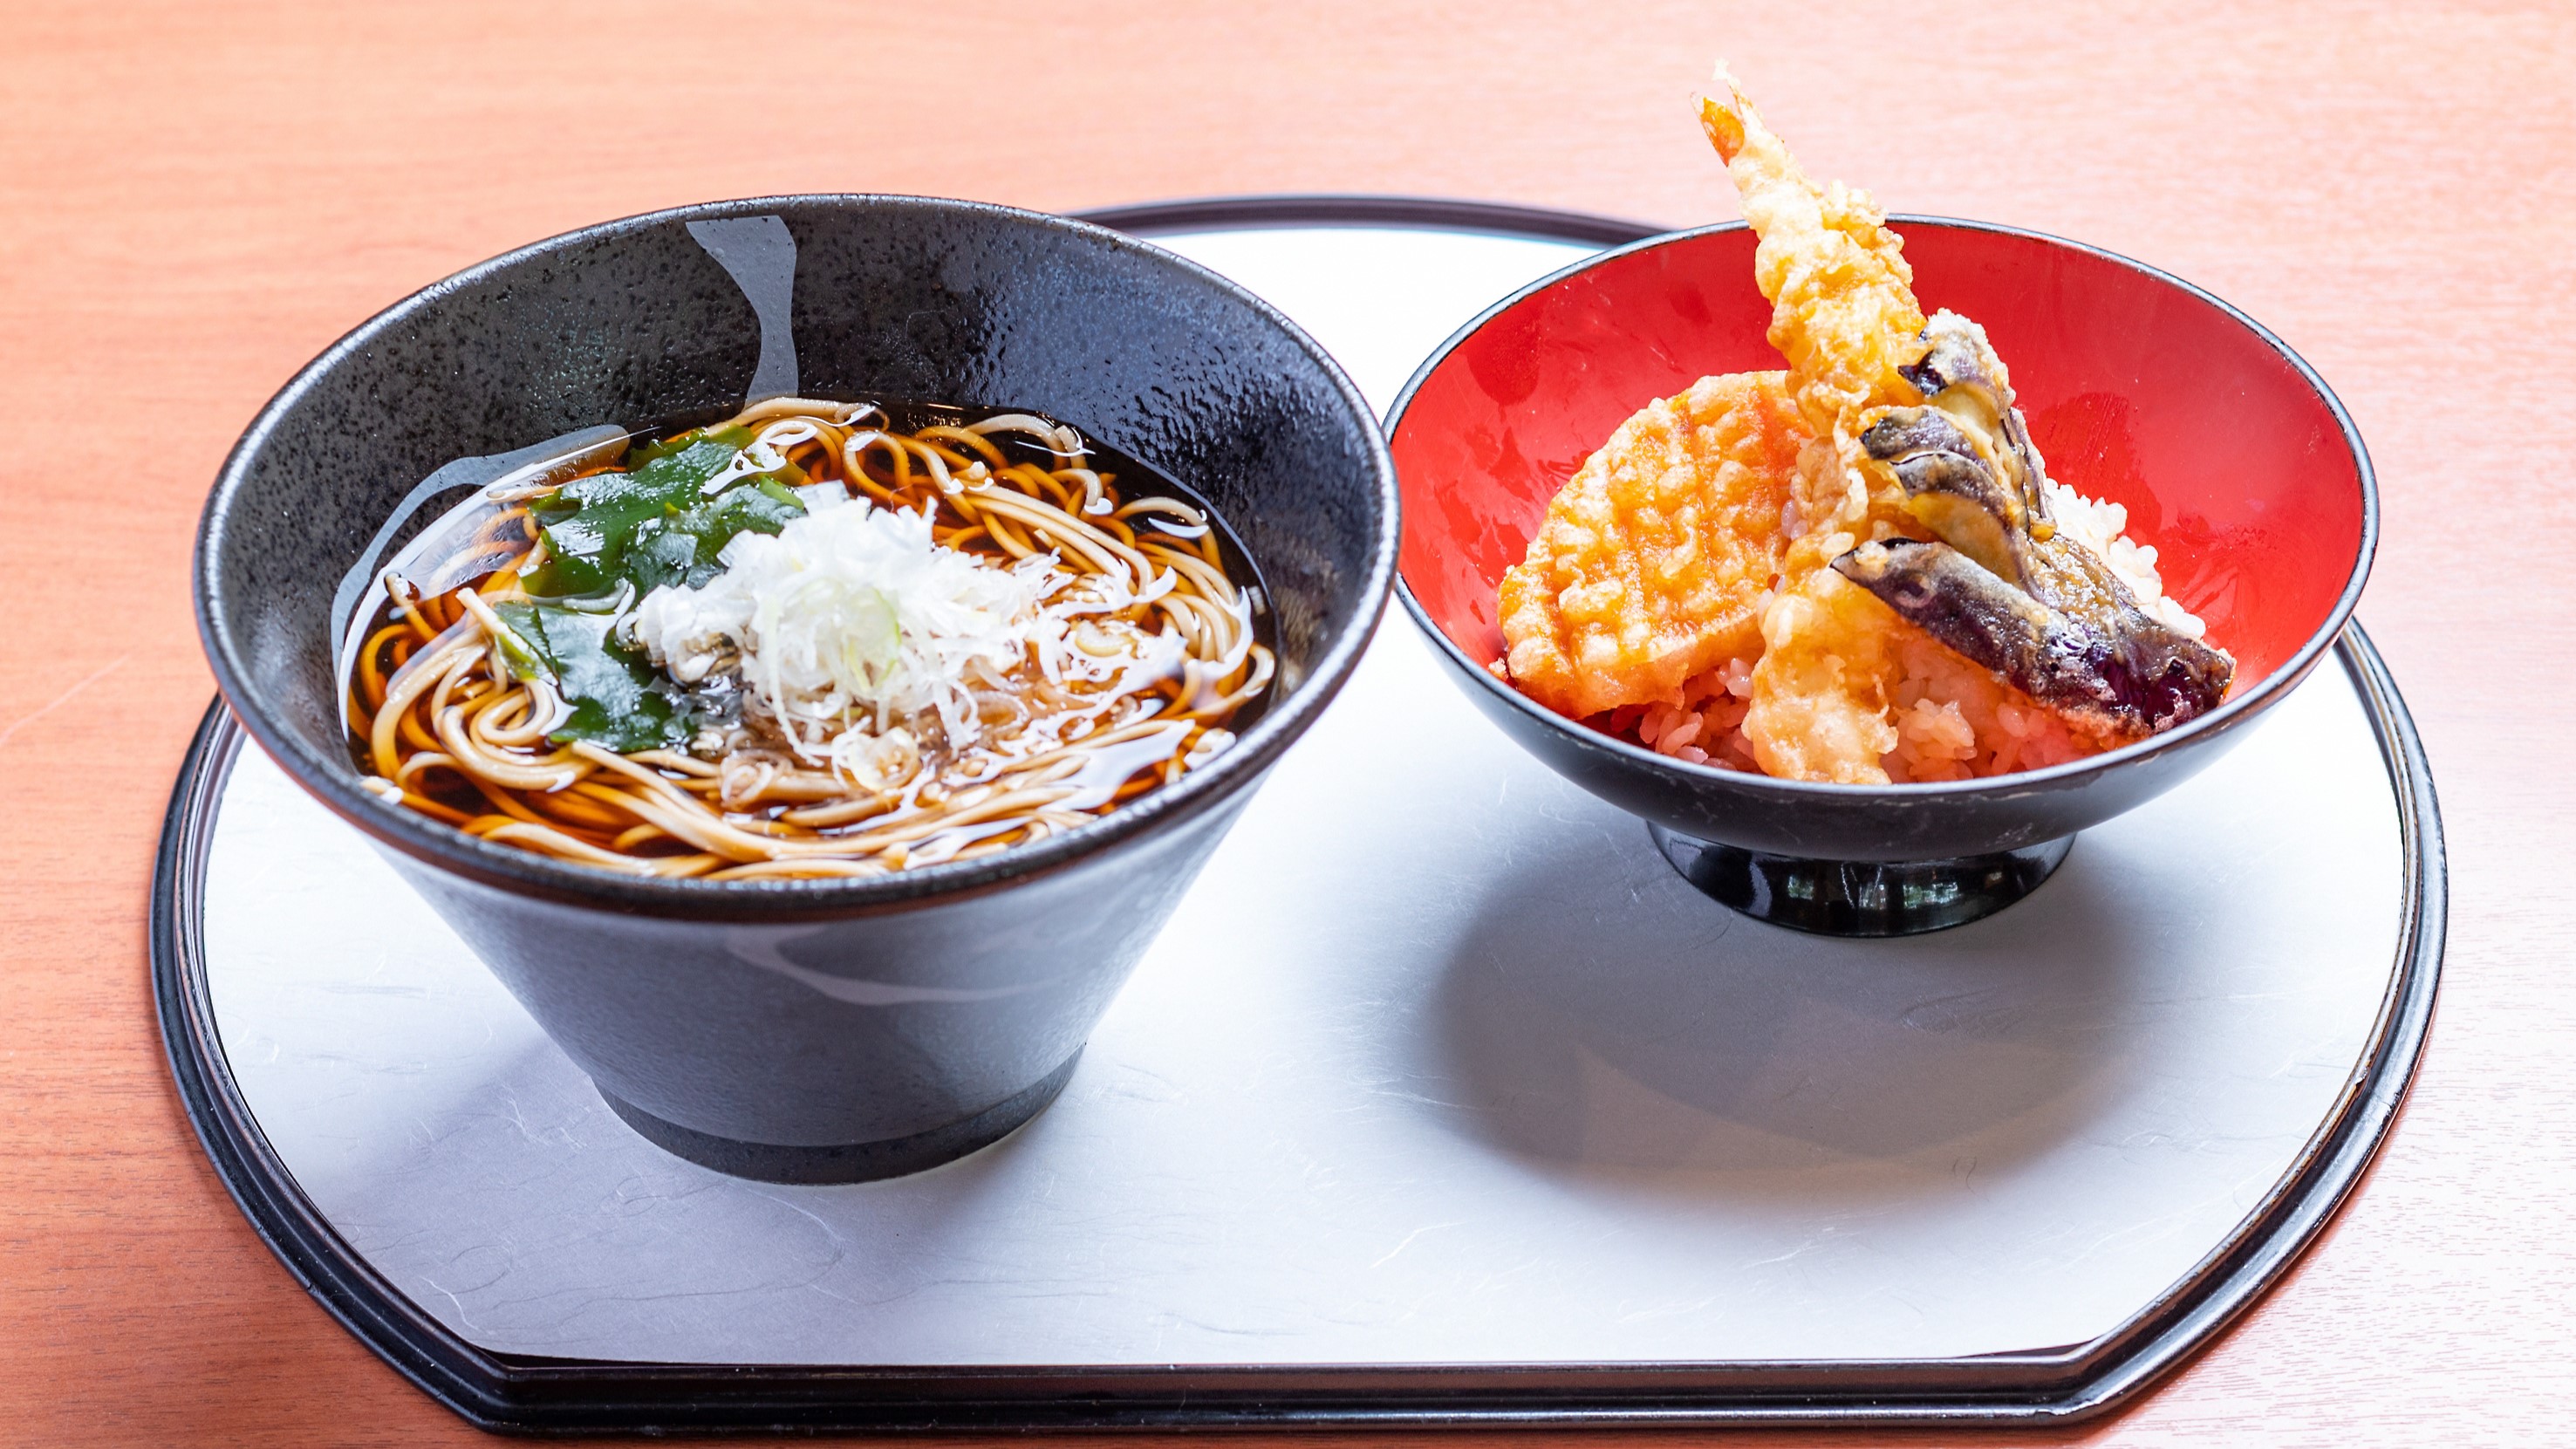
1648,825 -> 2075,937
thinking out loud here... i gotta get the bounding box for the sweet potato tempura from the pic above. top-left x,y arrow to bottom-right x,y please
1499,373 -> 1808,719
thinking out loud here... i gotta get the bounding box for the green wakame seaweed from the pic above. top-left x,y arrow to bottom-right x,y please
524,427 -> 806,599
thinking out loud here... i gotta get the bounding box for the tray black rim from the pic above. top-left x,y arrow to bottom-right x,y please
152,195 -> 2444,1434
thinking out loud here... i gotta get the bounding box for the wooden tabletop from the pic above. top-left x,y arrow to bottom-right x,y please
6,1 -> 2570,1441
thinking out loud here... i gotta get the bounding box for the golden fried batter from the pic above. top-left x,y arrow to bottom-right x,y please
1500,372 -> 1808,719
1743,564 -> 1902,780
1700,65 -> 1927,543
1701,65 -> 1936,783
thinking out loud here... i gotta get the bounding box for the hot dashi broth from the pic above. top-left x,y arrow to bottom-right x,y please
345,400 -> 1274,879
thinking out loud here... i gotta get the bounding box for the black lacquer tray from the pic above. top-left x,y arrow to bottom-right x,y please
154,200 -> 2442,1432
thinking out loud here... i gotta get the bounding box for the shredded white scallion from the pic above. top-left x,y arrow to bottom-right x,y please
626,496 -> 1188,779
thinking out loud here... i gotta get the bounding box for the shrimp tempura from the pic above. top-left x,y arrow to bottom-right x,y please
1700,65 -> 1936,782
1698,65 -> 1928,541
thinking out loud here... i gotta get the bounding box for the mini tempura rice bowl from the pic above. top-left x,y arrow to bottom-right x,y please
195,196 -> 1395,1180
1390,219 -> 2373,936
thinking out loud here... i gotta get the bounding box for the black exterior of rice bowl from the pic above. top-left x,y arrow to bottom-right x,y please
194,195 -> 1396,1179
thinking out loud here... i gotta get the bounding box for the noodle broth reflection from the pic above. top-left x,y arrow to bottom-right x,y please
345,400 -> 1273,879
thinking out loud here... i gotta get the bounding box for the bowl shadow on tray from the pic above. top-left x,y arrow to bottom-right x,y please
1421,816 -> 2159,1200
305,1030 -> 1063,1355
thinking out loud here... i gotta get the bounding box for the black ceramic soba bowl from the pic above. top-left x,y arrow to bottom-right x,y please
196,195 -> 1395,1182
1389,219 -> 2374,937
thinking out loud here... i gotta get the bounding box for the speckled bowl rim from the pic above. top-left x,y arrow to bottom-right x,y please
1387,215 -> 2379,804
195,194 -> 1398,922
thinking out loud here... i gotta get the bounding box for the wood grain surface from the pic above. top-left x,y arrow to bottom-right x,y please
3,1 -> 2569,1443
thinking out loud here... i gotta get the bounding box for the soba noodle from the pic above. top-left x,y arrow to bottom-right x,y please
345,399 -> 1273,879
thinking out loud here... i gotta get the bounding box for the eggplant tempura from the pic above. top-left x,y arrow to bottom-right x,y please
1496,67 -> 2232,783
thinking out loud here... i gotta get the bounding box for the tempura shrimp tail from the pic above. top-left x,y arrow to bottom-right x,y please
1698,62 -> 1929,468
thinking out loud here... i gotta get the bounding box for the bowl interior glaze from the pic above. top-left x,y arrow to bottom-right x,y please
1392,220 -> 2368,693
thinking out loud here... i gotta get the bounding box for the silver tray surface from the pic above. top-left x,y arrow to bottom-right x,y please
155,199 -> 2441,1432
